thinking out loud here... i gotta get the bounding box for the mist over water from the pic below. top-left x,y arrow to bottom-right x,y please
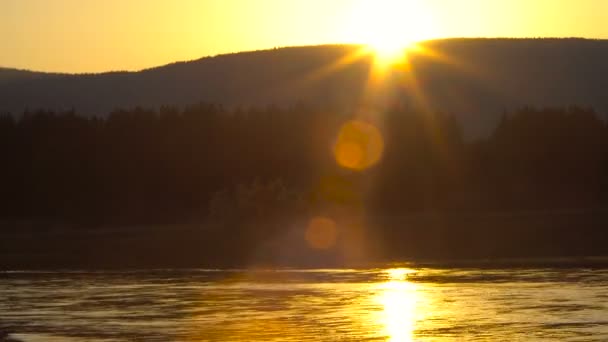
2,267 -> 608,341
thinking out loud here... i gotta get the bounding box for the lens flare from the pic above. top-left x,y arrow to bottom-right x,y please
333,120 -> 384,171
305,216 -> 338,250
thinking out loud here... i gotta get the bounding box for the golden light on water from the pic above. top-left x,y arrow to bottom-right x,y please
376,268 -> 419,342
305,216 -> 338,249
333,120 -> 384,171
387,268 -> 415,281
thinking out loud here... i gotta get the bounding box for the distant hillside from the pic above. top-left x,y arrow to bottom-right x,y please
1,38 -> 608,138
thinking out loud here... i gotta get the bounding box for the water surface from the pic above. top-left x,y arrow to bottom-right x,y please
1,267 -> 608,341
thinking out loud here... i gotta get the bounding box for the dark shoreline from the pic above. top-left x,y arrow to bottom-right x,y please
2,209 -> 608,270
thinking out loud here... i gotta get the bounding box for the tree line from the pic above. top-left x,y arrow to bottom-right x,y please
1,104 -> 607,227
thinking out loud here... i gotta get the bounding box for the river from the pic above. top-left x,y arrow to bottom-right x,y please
1,267 -> 608,341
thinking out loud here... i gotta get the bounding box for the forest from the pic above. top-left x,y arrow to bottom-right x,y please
1,104 -> 608,266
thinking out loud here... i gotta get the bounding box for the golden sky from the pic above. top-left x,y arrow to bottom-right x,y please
1,0 -> 607,73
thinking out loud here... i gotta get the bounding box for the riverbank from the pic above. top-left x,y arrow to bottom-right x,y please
2,208 -> 608,269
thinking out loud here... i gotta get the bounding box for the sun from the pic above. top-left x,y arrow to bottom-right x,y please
343,0 -> 438,65
365,35 -> 412,65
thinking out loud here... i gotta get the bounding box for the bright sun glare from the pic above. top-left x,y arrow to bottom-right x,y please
345,0 -> 438,64
377,268 -> 419,342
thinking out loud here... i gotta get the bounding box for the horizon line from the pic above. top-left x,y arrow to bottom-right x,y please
1,36 -> 605,75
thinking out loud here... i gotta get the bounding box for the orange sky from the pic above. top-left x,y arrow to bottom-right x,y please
1,0 -> 607,73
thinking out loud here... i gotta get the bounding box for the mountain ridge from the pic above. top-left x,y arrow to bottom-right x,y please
2,38 -> 607,138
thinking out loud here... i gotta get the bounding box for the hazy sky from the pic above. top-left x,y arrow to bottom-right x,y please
2,0 -> 607,73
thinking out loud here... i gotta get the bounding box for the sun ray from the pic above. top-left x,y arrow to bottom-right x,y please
290,2 -> 483,171
301,46 -> 371,84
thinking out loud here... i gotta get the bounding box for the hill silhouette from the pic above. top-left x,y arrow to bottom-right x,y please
2,38 -> 608,138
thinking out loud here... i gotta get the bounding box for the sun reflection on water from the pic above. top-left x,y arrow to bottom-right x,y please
377,268 -> 419,342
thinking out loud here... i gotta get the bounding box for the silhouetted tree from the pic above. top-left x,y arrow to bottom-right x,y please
2,103 -> 607,228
